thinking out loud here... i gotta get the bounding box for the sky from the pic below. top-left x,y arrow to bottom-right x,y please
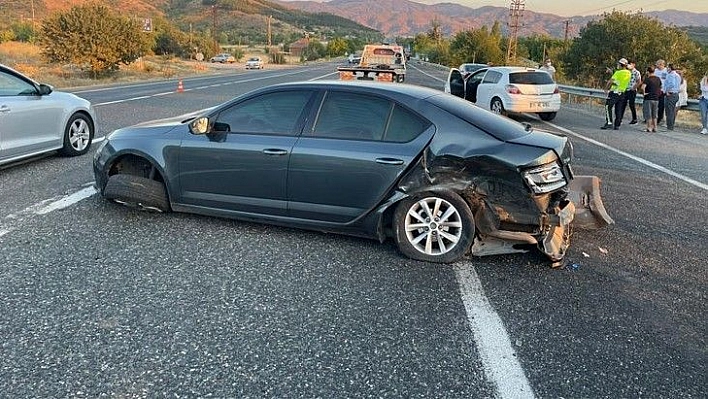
412,0 -> 708,16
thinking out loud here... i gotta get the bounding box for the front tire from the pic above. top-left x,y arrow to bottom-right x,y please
103,174 -> 169,212
59,113 -> 93,156
393,191 -> 475,263
538,112 -> 557,121
490,97 -> 506,116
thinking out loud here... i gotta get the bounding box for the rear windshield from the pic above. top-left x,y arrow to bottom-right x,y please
427,93 -> 530,141
509,72 -> 554,85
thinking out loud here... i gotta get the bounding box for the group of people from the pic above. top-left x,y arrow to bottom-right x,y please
602,58 -> 702,134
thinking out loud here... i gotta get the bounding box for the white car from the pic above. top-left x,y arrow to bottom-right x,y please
210,53 -> 235,63
245,57 -> 263,70
445,66 -> 560,121
0,64 -> 96,166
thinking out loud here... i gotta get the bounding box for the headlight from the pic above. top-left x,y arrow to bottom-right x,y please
523,162 -> 567,194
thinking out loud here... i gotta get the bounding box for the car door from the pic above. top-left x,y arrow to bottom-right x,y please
176,89 -> 315,216
287,90 -> 434,223
475,69 -> 503,110
0,69 -> 63,161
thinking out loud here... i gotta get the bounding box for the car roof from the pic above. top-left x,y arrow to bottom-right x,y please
484,66 -> 544,74
262,80 -> 443,99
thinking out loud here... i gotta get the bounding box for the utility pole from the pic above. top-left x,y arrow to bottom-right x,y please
506,0 -> 524,65
211,5 -> 218,45
267,15 -> 272,49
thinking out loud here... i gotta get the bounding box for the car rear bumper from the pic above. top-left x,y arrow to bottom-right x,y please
469,175 -> 613,263
505,94 -> 561,113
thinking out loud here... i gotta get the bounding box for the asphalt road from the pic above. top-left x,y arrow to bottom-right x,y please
0,61 -> 705,398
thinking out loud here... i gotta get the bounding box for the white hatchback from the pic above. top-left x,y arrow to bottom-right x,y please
445,66 -> 560,121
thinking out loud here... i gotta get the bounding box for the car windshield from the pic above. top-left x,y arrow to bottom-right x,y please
509,72 -> 554,85
249,58 -> 259,62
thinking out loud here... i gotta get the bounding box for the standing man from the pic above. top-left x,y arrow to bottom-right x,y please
663,64 -> 681,131
540,58 -> 556,80
642,66 -> 662,133
602,58 -> 631,130
623,60 -> 642,125
654,59 -> 669,124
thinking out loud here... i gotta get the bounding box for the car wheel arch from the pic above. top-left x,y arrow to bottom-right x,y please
103,153 -> 172,210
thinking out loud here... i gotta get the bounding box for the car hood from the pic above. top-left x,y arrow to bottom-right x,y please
108,108 -> 214,139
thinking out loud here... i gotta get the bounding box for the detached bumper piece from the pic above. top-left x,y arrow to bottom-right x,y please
566,175 -> 614,229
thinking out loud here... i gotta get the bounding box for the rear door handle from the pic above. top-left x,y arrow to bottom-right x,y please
375,157 -> 404,165
262,148 -> 288,156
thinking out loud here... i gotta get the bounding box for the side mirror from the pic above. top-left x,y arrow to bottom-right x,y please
38,84 -> 53,96
189,116 -> 210,134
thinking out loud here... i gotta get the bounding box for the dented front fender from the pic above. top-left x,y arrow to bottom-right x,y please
567,175 -> 614,229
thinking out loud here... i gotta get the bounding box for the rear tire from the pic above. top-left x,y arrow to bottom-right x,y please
59,113 -> 93,156
490,97 -> 506,116
393,191 -> 475,263
103,174 -> 169,212
538,112 -> 557,121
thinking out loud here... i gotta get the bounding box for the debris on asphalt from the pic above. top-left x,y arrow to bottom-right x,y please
599,247 -> 609,254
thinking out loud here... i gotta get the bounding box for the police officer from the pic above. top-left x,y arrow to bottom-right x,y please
602,58 -> 631,130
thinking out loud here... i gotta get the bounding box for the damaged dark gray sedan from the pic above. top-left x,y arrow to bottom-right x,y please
93,81 -> 612,264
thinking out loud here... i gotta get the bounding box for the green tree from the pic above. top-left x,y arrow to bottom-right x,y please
303,39 -> 326,61
326,37 -> 348,57
10,22 -> 36,43
449,22 -> 505,67
563,11 -> 704,88
40,4 -> 152,76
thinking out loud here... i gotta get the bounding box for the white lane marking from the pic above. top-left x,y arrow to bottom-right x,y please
92,68 -> 328,107
455,261 -> 536,399
0,184 -> 98,237
544,121 -> 708,191
36,186 -> 98,215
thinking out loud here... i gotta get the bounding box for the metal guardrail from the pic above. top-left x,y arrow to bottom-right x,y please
558,84 -> 699,112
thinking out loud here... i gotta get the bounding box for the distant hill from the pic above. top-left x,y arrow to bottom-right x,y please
277,0 -> 708,38
0,0 -> 381,44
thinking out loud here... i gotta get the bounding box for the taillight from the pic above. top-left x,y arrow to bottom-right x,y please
553,86 -> 559,94
505,84 -> 521,94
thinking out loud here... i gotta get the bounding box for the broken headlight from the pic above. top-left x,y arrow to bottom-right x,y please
523,162 -> 567,194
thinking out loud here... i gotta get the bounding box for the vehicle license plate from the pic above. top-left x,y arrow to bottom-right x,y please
532,102 -> 550,108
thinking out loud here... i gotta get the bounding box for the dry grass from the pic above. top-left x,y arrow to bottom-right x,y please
0,42 -> 304,89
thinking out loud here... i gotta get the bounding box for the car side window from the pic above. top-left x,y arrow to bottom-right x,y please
0,70 -> 36,96
215,90 -> 312,136
383,104 -> 431,143
482,71 -> 502,84
311,91 -> 390,141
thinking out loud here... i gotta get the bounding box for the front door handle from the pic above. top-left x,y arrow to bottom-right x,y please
375,157 -> 404,165
262,148 -> 288,156
0,105 -> 10,113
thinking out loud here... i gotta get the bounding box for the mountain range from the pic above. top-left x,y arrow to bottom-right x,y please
277,0 -> 708,38
2,0 -> 707,41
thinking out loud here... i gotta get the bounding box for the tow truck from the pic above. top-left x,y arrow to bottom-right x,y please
338,44 -> 406,83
